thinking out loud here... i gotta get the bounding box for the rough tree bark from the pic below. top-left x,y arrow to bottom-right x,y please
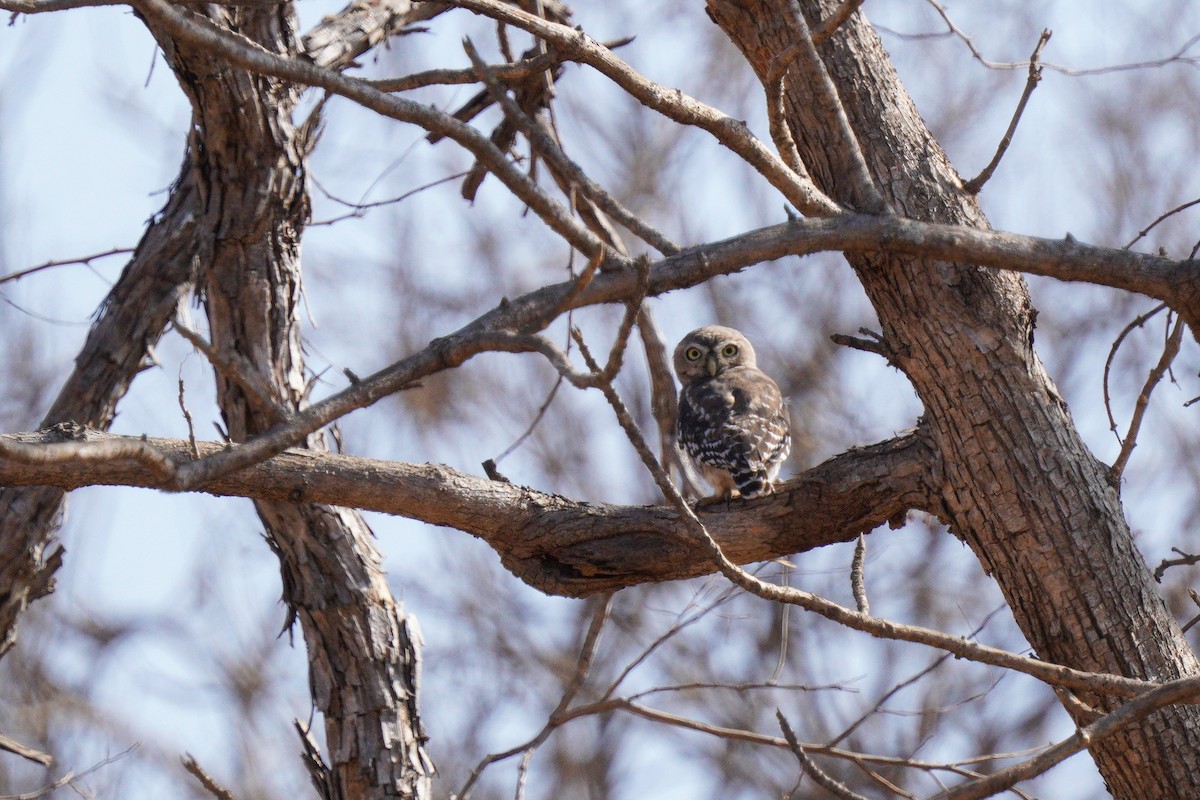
705,0 -> 1200,796
142,4 -> 434,797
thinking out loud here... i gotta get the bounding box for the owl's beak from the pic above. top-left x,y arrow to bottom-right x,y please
705,353 -> 719,377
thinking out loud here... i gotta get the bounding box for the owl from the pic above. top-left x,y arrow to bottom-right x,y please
674,326 -> 791,500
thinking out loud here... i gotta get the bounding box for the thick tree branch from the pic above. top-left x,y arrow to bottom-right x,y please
0,426 -> 932,596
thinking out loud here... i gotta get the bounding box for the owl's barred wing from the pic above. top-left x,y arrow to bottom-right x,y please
677,367 -> 791,498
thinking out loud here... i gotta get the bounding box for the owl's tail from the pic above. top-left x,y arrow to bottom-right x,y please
734,471 -> 773,498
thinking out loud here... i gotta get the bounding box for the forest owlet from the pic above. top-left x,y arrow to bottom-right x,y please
674,326 -> 791,499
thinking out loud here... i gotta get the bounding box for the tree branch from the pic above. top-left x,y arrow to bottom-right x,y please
153,210 -> 1200,492
426,0 -> 842,216
930,675 -> 1200,800
963,29 -> 1051,194
0,426 -> 932,596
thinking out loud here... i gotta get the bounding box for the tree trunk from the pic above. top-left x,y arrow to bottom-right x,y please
707,1 -> 1200,796
146,6 -> 433,798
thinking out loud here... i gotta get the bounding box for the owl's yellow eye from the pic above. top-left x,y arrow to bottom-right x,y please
685,347 -> 702,361
721,344 -> 739,358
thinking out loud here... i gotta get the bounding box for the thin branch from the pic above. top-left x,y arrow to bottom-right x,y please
463,37 -> 680,256
774,0 -> 888,213
963,29 -> 1051,194
454,595 -> 613,800
0,247 -> 132,286
1109,313 -> 1184,481
172,316 -> 289,424
0,746 -> 136,800
778,711 -> 870,800
1103,302 -> 1168,444
810,0 -> 865,45
130,0 -> 620,270
1126,196 -> 1200,250
929,675 -> 1200,800
181,753 -> 238,800
851,533 -> 869,614
1154,547 -> 1200,583
428,0 -> 842,216
919,0 -> 1200,77
0,732 -> 53,767
371,47 -> 566,92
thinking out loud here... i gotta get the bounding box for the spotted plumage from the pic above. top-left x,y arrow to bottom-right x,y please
674,326 -> 791,499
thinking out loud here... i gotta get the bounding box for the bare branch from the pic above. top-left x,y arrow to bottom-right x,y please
181,753 -> 238,800
428,0 -> 842,216
851,533 -> 869,615
0,731 -> 53,767
1110,314 -> 1185,481
1154,547 -> 1200,583
0,247 -> 132,286
778,711 -> 870,800
929,676 -> 1200,800
462,37 -> 680,256
810,0 -> 865,45
771,0 -> 887,213
1125,196 -> 1200,250
129,0 -> 622,272
963,29 -> 1051,194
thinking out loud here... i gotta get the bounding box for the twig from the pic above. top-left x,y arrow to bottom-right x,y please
371,47 -> 566,92
454,595 -> 613,800
1109,313 -> 1184,481
963,29 -> 1051,194
429,0 -> 841,216
181,753 -> 238,800
463,37 -> 680,256
1153,547 -> 1200,582
0,247 -> 132,286
0,732 -> 53,767
830,607 -> 1005,747
778,711 -> 870,800
929,675 -> 1200,800
1,745 -> 136,800
309,171 -> 469,226
172,317 -> 289,424
1125,196 -> 1200,250
851,533 -> 869,615
917,0 -> 1200,77
177,372 -> 200,459
810,0 -> 865,45
1184,588 -> 1200,633
1102,302 -> 1168,445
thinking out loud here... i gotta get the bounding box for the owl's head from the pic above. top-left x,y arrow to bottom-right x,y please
673,325 -> 758,382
